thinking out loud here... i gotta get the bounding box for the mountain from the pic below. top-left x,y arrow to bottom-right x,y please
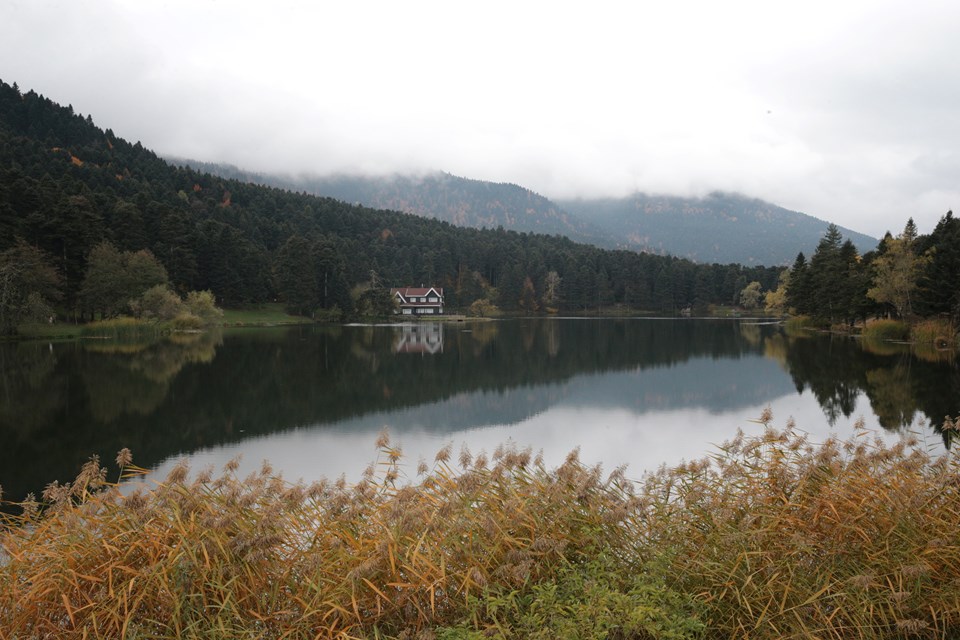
168,163 -> 611,246
556,192 -> 877,265
298,173 -> 615,246
177,161 -> 876,266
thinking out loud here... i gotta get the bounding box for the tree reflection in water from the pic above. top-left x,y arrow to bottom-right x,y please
0,319 -> 955,504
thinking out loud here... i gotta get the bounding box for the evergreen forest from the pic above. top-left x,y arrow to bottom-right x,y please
0,79 -> 782,328
1,78 -> 959,332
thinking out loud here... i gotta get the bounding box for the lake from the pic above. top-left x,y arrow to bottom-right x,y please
0,318 -> 955,502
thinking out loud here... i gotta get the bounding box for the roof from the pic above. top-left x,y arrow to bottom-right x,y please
391,287 -> 443,297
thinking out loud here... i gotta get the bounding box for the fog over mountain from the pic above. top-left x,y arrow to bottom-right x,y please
178,160 -> 875,265
556,192 -> 877,265
2,1 -> 958,239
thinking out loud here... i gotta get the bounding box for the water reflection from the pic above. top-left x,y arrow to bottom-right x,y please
0,330 -> 222,502
777,329 -> 958,437
82,331 -> 221,421
1,319 -> 956,502
394,323 -> 444,354
147,358 -> 829,489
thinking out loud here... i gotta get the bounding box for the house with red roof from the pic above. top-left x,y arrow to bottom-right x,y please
390,286 -> 444,315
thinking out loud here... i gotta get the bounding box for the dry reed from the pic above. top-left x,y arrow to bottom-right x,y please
911,318 -> 956,349
1,416 -> 959,639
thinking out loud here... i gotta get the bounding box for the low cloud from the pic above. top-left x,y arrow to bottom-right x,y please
2,0 -> 958,238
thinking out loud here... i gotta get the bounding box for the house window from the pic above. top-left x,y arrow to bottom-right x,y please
428,297 -> 438,302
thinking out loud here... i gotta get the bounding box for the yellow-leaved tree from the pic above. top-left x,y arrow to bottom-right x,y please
867,219 -> 927,319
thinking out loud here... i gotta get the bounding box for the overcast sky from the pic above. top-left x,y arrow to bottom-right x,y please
2,0 -> 959,238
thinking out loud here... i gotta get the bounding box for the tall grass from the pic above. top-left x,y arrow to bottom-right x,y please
642,415 -> 960,638
910,318 -> 956,363
783,315 -> 815,335
79,316 -> 157,340
2,417 -> 959,639
80,314 -> 217,340
911,318 -> 956,349
862,319 -> 911,341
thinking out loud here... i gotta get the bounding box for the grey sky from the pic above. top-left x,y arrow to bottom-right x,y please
2,0 -> 958,238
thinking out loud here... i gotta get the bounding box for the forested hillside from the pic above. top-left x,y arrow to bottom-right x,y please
182,161 -> 876,266
0,79 -> 786,324
177,164 -> 612,248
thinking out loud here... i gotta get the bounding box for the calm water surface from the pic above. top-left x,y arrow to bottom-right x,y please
1,318 -> 956,500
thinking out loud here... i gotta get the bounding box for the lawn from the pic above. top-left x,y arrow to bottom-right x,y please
219,303 -> 312,326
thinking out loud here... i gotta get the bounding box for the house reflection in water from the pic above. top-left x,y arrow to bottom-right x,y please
393,323 -> 444,355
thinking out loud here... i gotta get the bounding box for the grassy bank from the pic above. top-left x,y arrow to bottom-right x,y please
788,314 -> 958,349
10,304 -> 310,340
9,321 -> 84,340
1,416 -> 959,638
220,303 -> 313,326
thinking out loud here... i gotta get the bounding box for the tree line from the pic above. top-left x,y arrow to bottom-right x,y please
768,216 -> 960,327
0,79 -> 785,331
3,79 -> 956,333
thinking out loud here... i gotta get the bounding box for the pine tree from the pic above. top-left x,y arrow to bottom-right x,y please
916,211 -> 960,318
808,224 -> 847,323
785,252 -> 811,315
274,235 -> 318,316
653,266 -> 674,313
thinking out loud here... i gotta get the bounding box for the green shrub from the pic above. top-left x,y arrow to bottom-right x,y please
468,299 -> 500,317
165,312 -> 204,331
184,290 -> 223,324
138,284 -> 185,321
439,558 -> 703,639
313,305 -> 344,323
